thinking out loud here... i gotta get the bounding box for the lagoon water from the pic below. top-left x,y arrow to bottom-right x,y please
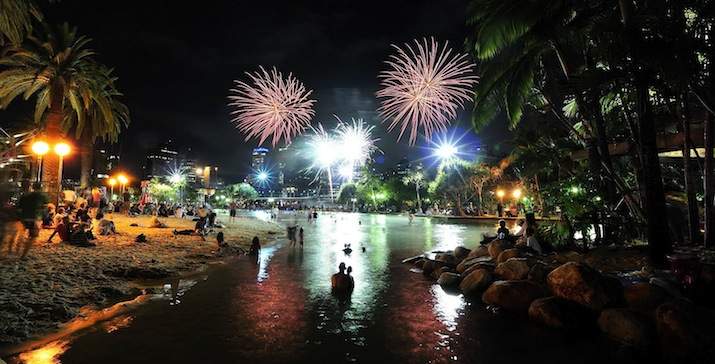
12,212 -> 639,364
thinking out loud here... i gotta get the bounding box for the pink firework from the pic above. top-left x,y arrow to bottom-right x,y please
376,38 -> 478,145
228,66 -> 316,146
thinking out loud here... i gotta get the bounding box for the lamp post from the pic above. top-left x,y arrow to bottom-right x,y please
117,174 -> 128,195
108,178 -> 117,200
53,141 -> 71,205
31,140 -> 50,185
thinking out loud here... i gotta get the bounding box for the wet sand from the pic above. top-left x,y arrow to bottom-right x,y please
0,213 -> 280,345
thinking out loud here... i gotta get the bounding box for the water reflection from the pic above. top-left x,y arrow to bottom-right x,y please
17,341 -> 68,364
430,285 -> 465,332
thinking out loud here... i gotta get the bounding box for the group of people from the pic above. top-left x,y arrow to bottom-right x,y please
492,214 -> 544,254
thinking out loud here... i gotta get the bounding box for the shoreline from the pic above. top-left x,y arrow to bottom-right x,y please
0,213 -> 281,352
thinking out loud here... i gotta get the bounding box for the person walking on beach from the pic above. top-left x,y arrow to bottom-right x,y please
17,186 -> 48,260
299,227 -> 304,247
249,236 -> 261,255
229,201 -> 237,223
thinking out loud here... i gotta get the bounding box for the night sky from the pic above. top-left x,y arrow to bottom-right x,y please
16,0 -> 510,183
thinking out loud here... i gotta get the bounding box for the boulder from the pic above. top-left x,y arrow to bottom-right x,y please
456,256 -> 494,273
547,262 -> 624,311
554,251 -> 583,264
454,246 -> 471,260
497,248 -> 523,264
488,239 -> 513,259
461,261 -> 496,278
422,259 -> 444,277
432,266 -> 452,280
438,272 -> 462,289
624,282 -> 669,312
435,252 -> 458,266
482,280 -> 544,313
467,245 -> 490,259
413,258 -> 426,270
459,269 -> 493,298
598,308 -> 653,347
528,296 -> 596,330
527,262 -> 551,284
495,258 -> 531,280
655,300 -> 715,362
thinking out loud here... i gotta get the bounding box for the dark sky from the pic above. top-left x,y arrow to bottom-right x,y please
30,0 -> 509,183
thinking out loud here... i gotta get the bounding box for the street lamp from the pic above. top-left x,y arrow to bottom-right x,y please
31,140 -> 50,184
54,141 -> 71,204
512,188 -> 522,200
108,178 -> 117,200
496,189 -> 506,201
117,174 -> 128,195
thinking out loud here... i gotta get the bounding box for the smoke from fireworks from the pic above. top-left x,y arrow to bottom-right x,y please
228,66 -> 316,146
376,37 -> 478,145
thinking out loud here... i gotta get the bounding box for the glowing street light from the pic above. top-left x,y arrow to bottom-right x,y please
31,140 -> 50,184
435,142 -> 458,161
512,188 -> 522,200
338,164 -> 354,181
117,174 -> 129,195
496,189 -> 505,201
108,178 -> 117,199
257,171 -> 269,182
196,167 -> 204,176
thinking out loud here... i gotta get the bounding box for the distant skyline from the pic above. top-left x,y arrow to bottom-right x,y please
5,0 -> 512,184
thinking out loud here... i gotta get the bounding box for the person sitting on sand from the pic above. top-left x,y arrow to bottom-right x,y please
149,215 -> 167,228
249,236 -> 261,255
96,213 -> 116,235
47,215 -> 71,243
496,219 -> 510,240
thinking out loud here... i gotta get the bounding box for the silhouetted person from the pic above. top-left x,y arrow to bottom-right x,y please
249,236 -> 261,255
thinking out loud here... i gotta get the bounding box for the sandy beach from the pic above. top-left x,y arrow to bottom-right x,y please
0,213 -> 281,345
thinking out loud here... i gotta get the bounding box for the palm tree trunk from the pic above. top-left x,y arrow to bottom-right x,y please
679,96 -> 700,244
415,182 -> 422,213
705,112 -> 715,248
635,75 -> 672,265
79,136 -> 94,188
41,104 -> 63,204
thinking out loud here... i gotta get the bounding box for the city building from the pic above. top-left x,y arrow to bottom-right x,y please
143,140 -> 179,180
93,145 -> 120,180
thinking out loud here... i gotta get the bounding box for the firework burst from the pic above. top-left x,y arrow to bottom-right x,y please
228,66 -> 316,146
334,116 -> 379,167
376,37 -> 478,145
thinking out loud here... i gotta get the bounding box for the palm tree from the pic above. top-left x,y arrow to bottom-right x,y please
0,0 -> 42,46
402,169 -> 425,213
0,23 -> 128,199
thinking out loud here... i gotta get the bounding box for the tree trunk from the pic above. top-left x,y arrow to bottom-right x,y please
415,182 -> 422,213
635,75 -> 672,265
679,97 -> 700,244
41,105 -> 63,205
80,136 -> 94,188
705,112 -> 714,248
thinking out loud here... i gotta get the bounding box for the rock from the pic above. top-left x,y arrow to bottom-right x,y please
598,308 -> 653,347
422,259 -> 443,277
402,255 -> 425,264
547,262 -> 624,311
413,258 -> 426,270
49,304 -> 75,321
438,272 -> 462,289
467,245 -> 490,259
528,262 -> 551,284
528,296 -> 595,330
459,269 -> 493,298
497,248 -> 523,264
432,266 -> 452,280
487,239 -> 513,259
461,261 -> 496,278
482,280 -> 544,313
495,258 -> 531,280
624,282 -> 669,312
98,286 -> 126,299
655,300 -> 715,362
456,256 -> 494,273
435,252 -> 458,266
454,246 -> 471,260
554,251 -> 583,264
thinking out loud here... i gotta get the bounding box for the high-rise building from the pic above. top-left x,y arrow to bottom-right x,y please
93,145 -> 120,180
143,140 -> 179,179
